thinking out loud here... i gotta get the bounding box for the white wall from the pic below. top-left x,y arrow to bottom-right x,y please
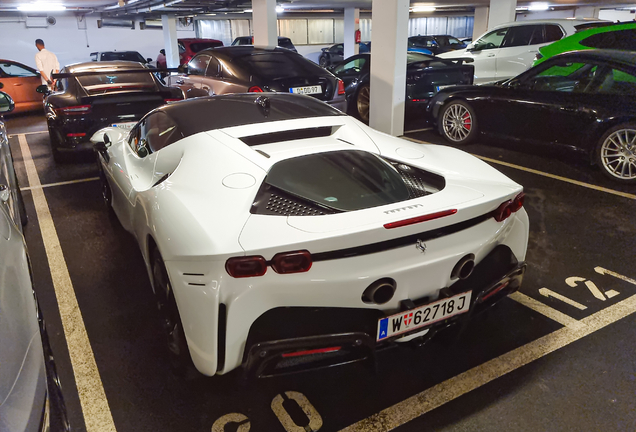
0,13 -> 195,69
599,9 -> 636,22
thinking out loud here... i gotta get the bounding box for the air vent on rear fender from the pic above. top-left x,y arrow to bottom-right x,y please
240,126 -> 334,147
383,158 -> 445,199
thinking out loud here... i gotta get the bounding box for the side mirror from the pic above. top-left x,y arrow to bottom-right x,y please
466,43 -> 476,52
0,82 -> 3,89
0,91 -> 15,114
36,84 -> 49,94
147,58 -> 153,63
0,184 -> 9,203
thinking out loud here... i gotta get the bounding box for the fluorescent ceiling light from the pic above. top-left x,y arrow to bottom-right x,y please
516,6 -> 529,10
244,9 -> 252,12
18,2 -> 66,11
528,2 -> 549,11
276,6 -> 284,13
411,6 -> 436,13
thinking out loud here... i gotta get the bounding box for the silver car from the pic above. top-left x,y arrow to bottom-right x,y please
0,90 -> 69,432
167,46 -> 347,112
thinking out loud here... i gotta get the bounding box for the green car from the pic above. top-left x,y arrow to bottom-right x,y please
533,22 -> 636,67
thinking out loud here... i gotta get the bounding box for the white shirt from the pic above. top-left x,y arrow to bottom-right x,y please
35,48 -> 60,85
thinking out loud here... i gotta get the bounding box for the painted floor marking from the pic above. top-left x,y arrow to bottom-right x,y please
595,266 -> 636,286
402,127 -> 433,134
400,136 -> 636,200
340,293 -> 636,432
20,176 -> 100,191
9,130 -> 48,137
539,287 -> 587,310
17,134 -> 117,432
509,292 -> 584,330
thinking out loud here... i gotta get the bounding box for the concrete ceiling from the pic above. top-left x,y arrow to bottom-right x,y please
1,0 -> 634,16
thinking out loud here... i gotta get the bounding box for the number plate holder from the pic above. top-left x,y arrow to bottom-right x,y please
377,291 -> 472,341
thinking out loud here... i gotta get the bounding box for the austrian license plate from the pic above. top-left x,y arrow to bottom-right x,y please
110,122 -> 136,130
377,291 -> 472,341
435,84 -> 455,92
289,85 -> 322,95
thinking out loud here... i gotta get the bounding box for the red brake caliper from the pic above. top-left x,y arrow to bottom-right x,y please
462,112 -> 471,130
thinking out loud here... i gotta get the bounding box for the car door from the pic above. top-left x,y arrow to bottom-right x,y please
464,27 -> 509,83
505,59 -> 607,147
0,61 -> 41,112
169,54 -> 211,98
496,24 -> 564,80
332,55 -> 368,92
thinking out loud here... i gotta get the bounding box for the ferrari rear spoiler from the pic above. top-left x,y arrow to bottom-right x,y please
52,67 -> 184,79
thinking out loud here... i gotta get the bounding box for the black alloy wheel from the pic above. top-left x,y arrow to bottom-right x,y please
97,162 -> 112,209
319,55 -> 329,67
356,84 -> 370,123
439,100 -> 478,145
47,123 -> 66,163
151,248 -> 199,379
596,124 -> 636,183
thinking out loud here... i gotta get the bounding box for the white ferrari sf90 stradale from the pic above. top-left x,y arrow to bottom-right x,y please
92,93 -> 529,378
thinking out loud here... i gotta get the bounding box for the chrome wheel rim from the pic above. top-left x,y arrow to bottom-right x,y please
601,129 -> 636,180
357,86 -> 370,122
153,261 -> 181,359
442,103 -> 473,142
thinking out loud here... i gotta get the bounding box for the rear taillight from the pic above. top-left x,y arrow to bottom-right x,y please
282,346 -> 341,358
66,132 -> 86,137
55,105 -> 91,115
493,192 -> 525,222
225,256 -> 267,278
337,79 -> 345,95
225,250 -> 313,277
164,98 -> 181,103
271,250 -> 312,274
248,86 -> 264,92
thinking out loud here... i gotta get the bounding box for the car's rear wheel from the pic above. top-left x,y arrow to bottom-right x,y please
319,55 -> 328,67
151,248 -> 199,379
439,100 -> 478,145
596,124 -> 636,183
356,84 -> 370,123
47,124 -> 66,163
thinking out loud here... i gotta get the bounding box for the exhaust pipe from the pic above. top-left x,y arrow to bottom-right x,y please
362,278 -> 396,305
451,254 -> 475,280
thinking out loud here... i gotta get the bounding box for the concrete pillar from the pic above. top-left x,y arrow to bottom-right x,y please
574,6 -> 600,19
162,14 -> 179,68
369,0 -> 409,136
344,7 -> 360,59
252,0 -> 277,47
473,7 -> 489,40
487,0 -> 516,30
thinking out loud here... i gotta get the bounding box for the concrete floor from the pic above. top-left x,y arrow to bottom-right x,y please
5,112 -> 636,432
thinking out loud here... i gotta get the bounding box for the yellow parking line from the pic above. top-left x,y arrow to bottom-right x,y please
17,134 -> 117,432
401,136 -> 636,200
340,293 -> 636,432
20,176 -> 100,191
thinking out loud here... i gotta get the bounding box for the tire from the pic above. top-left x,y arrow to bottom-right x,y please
12,170 -> 28,227
319,55 -> 328,67
151,248 -> 200,379
47,124 -> 67,163
356,84 -> 370,123
595,124 -> 636,183
438,100 -> 478,145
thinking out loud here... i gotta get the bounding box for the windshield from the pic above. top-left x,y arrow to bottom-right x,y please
265,150 -> 411,212
101,52 -> 146,62
232,51 -> 325,79
77,72 -> 156,94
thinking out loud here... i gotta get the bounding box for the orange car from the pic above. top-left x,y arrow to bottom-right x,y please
0,60 -> 43,114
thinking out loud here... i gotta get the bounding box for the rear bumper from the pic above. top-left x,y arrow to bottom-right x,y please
242,244 -> 525,378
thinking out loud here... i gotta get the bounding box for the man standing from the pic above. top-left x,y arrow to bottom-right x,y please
34,39 -> 60,90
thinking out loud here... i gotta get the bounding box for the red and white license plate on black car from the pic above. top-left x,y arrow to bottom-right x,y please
377,291 -> 472,341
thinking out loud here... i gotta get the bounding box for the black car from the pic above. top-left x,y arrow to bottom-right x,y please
428,50 -> 636,183
318,42 -> 371,67
331,52 -> 474,122
231,36 -> 297,52
44,61 -> 183,162
408,35 -> 467,56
